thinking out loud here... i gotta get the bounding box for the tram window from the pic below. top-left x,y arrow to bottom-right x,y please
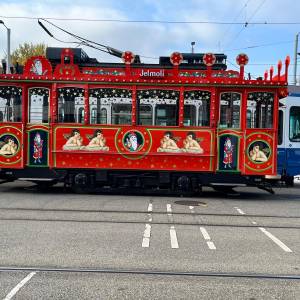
155,105 -> 177,126
289,106 -> 300,142
184,90 -> 210,126
112,104 -> 132,125
184,105 -> 196,126
247,92 -> 274,128
29,88 -> 49,123
0,86 -> 22,122
219,92 -> 240,128
57,87 -> 84,123
137,89 -> 179,126
139,105 -> 152,125
278,110 -> 283,145
89,88 -> 132,125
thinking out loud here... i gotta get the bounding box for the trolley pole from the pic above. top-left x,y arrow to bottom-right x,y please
0,20 -> 11,74
294,32 -> 299,85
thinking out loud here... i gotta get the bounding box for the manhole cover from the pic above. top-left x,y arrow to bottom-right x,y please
174,200 -> 207,206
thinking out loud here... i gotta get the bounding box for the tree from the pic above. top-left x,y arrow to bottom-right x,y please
10,42 -> 47,65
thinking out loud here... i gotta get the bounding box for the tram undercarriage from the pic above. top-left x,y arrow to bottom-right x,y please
0,167 -> 285,194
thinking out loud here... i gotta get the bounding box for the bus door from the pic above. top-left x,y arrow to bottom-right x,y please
216,91 -> 243,173
26,86 -> 50,168
0,85 -> 24,169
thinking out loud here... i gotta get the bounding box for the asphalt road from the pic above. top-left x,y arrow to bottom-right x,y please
0,181 -> 299,299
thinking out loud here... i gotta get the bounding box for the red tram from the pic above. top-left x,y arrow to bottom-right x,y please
0,48 -> 289,193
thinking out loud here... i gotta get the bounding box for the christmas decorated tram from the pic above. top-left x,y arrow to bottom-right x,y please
0,47 -> 289,193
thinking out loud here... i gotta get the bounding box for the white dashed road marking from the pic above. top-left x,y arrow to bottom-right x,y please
167,204 -> 179,249
142,201 -> 153,248
259,227 -> 293,253
234,207 -> 245,215
3,272 -> 36,300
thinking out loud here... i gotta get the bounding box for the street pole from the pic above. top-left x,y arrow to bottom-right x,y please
6,27 -> 11,74
0,20 -> 11,74
294,33 -> 299,85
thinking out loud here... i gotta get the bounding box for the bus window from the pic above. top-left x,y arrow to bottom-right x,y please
219,92 -> 240,128
89,88 -> 132,125
0,86 -> 22,122
29,88 -> 49,123
278,110 -> 283,145
137,89 -> 179,126
289,106 -> 300,142
58,87 -> 84,123
184,90 -> 210,126
247,92 -> 274,128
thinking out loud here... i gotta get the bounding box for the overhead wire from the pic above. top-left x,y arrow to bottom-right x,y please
1,15 -> 300,25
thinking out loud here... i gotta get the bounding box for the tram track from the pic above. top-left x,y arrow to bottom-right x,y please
0,266 -> 299,280
0,207 -> 299,219
0,217 -> 299,229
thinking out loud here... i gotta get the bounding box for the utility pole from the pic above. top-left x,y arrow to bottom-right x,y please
0,20 -> 11,74
294,32 -> 299,85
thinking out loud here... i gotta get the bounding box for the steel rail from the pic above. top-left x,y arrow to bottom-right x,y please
0,217 -> 299,229
0,266 -> 299,280
0,207 -> 298,219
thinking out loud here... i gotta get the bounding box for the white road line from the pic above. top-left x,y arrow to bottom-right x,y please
142,223 -> 151,248
167,203 -> 172,215
3,272 -> 36,300
200,227 -> 216,250
170,225 -> 179,249
207,241 -> 216,250
259,227 -> 293,253
234,207 -> 245,215
200,227 -> 211,240
142,201 -> 153,248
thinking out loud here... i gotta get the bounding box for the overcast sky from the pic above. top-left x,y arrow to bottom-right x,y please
0,0 -> 300,82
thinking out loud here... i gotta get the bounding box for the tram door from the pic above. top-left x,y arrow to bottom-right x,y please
216,92 -> 242,173
0,85 -> 24,169
26,87 -> 50,167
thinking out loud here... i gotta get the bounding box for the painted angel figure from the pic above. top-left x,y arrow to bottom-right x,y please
157,131 -> 181,152
84,129 -> 109,151
223,137 -> 233,168
249,144 -> 268,162
62,129 -> 84,150
0,137 -> 18,156
33,133 -> 43,163
182,132 -> 204,154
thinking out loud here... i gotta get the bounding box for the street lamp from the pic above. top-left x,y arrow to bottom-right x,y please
0,20 -> 11,74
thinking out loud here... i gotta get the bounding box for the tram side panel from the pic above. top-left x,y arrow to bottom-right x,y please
53,125 -> 215,172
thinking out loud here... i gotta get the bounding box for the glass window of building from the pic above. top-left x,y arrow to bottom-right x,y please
0,86 -> 22,122
219,92 -> 241,128
247,92 -> 274,128
57,87 -> 84,123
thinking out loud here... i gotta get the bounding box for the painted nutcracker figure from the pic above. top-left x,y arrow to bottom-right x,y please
223,137 -> 233,169
33,133 -> 43,163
